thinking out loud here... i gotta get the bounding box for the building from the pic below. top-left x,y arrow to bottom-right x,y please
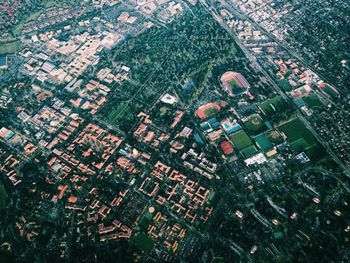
220,71 -> 250,97
220,140 -> 234,155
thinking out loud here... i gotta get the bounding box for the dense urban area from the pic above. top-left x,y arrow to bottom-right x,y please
0,0 -> 349,262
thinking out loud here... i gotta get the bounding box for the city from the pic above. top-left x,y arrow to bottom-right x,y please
0,0 -> 349,262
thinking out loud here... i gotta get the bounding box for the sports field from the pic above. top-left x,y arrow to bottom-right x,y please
303,94 -> 324,109
229,130 -> 253,151
278,118 -> 317,152
266,130 -> 284,144
322,86 -> 339,99
228,79 -> 245,94
255,134 -> 273,152
244,114 -> 266,135
240,145 -> 259,158
259,96 -> 289,116
204,106 -> 219,117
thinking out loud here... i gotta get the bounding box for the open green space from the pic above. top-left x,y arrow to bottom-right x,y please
228,79 -> 245,94
229,130 -> 253,151
322,86 -> 339,99
303,94 -> 324,109
204,106 -> 219,118
112,6 -> 240,102
255,134 -> 273,152
278,78 -> 292,92
240,145 -> 259,158
266,130 -> 284,144
134,233 -> 154,252
278,118 -> 318,153
0,183 -> 8,209
106,103 -> 130,126
0,41 -> 21,55
259,96 -> 290,116
228,80 -> 239,89
159,107 -> 169,116
244,114 -> 266,135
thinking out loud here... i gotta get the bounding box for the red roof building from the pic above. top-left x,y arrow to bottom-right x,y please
220,140 -> 234,155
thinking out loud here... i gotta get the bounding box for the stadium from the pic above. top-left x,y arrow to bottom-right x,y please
220,71 -> 250,97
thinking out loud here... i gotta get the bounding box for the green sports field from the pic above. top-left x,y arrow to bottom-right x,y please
244,114 -> 266,135
229,130 -> 253,151
322,86 -> 339,99
240,145 -> 259,158
255,134 -> 273,152
203,106 -> 218,118
303,94 -> 324,109
259,96 -> 290,117
278,118 -> 317,152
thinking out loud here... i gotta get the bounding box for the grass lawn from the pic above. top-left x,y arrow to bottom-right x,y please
244,114 -> 266,135
255,134 -> 273,152
266,130 -> 284,144
204,106 -> 218,117
290,138 -> 310,152
322,86 -> 339,99
278,78 -> 292,92
228,79 -> 238,88
106,103 -> 130,126
159,107 -> 168,116
134,233 -> 154,252
229,130 -> 253,151
259,96 -> 289,116
0,41 -> 21,55
303,94 -> 324,109
228,79 -> 245,94
240,145 -> 259,158
278,118 -> 317,153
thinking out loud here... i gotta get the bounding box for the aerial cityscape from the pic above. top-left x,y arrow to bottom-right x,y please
0,0 -> 349,262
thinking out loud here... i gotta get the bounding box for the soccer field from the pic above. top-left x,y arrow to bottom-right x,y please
278,118 -> 317,150
229,130 -> 253,151
259,96 -> 289,116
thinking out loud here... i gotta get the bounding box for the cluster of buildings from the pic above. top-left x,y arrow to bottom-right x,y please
22,29 -> 123,85
1,0 -> 349,261
133,0 -> 184,21
215,1 -> 350,171
0,143 -> 23,186
147,211 -> 187,254
222,10 -> 280,56
22,6 -> 87,34
231,0 -> 290,41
